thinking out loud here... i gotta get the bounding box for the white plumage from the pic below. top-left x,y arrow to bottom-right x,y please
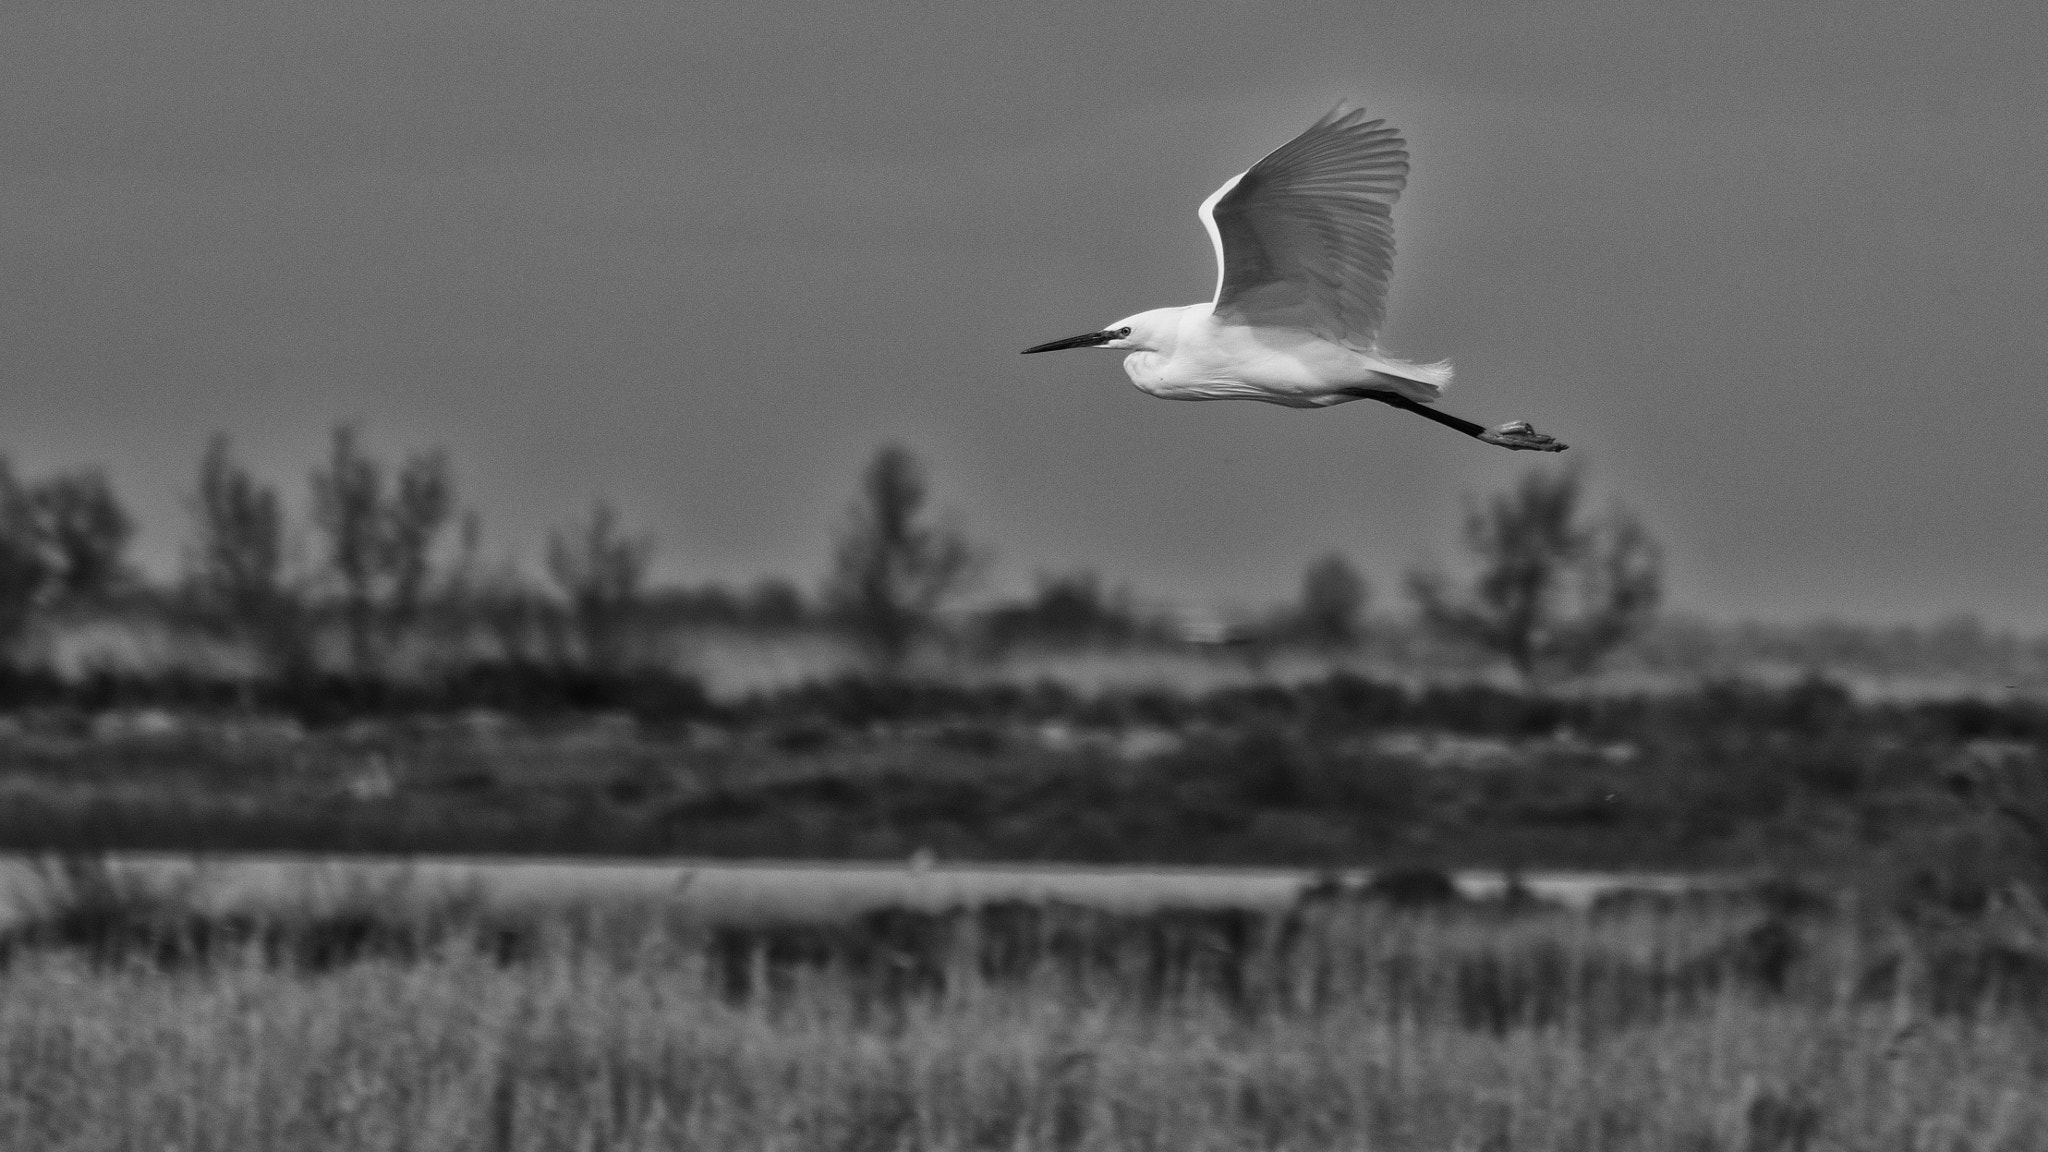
1024,103 -> 1564,452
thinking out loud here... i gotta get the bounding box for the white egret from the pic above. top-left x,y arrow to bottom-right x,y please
1023,103 -> 1566,452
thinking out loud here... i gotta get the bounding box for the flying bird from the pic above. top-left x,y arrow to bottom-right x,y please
1023,104 -> 1566,452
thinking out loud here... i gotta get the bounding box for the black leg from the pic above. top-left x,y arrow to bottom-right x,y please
1367,393 -> 1487,437
1364,394 -> 1568,452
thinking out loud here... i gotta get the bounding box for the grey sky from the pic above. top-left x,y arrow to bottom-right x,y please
4,0 -> 2045,627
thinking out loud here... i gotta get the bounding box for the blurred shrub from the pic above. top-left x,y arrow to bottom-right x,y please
1407,464 -> 1664,681
974,569 -> 1168,653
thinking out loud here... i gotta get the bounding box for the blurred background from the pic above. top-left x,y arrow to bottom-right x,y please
5,0 -> 2046,630
4,4 -> 2048,1145
0,0 -> 2044,874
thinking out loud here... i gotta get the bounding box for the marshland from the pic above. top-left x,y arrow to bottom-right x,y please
14,0 -> 2048,1142
4,659 -> 2046,1150
3,428 -> 2048,1149
6,851 -> 2048,1151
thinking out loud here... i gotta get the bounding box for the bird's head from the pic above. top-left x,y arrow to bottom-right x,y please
1021,310 -> 1170,355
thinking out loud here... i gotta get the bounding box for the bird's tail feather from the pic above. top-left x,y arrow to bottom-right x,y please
1366,355 -> 1451,403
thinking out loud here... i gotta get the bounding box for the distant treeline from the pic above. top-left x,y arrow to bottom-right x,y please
1,429 -> 1323,682
6,425 -> 2046,690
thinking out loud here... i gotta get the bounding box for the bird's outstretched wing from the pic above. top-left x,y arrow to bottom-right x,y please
1200,104 -> 1409,349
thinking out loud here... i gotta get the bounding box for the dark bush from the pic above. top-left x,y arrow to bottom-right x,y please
1363,867 -> 1463,907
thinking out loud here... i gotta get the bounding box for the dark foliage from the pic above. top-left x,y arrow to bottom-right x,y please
0,669 -> 2040,885
1362,867 -> 1465,907
975,570 -> 1170,652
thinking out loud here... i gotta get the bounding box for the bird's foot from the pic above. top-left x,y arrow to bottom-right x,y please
1478,420 -> 1568,452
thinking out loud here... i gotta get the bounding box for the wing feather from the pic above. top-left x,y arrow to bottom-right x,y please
1200,104 -> 1409,348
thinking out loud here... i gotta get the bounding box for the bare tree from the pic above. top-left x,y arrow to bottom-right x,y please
546,501 -> 657,673
1407,464 -> 1662,680
823,444 -> 985,673
310,424 -> 382,673
27,467 -> 133,603
309,423 -> 462,676
188,434 -> 305,675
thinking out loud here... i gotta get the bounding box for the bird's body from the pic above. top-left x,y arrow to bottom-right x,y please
1024,103 -> 1564,452
1109,302 -> 1448,407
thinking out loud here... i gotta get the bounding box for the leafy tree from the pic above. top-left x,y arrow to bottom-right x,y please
0,460 -> 48,659
1291,551 -> 1369,649
27,467 -> 133,602
0,458 -> 138,658
546,501 -> 657,673
1406,464 -> 1662,680
823,444 -> 985,672
188,434 -> 305,674
308,423 -> 462,676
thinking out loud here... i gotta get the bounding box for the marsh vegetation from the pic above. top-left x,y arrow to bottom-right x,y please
4,869 -> 2047,1151
4,431 -> 2046,1148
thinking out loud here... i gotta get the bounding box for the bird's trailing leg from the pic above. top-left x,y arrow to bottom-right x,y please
1366,394 -> 1568,452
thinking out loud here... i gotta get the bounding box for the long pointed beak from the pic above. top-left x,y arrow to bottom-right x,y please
1021,330 -> 1116,354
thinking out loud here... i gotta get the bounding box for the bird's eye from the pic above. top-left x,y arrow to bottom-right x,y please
1115,327 -> 1131,337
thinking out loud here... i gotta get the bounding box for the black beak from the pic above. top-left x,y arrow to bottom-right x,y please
1021,330 -> 1116,354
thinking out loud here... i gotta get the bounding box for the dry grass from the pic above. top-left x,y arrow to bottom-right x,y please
2,894 -> 2045,1151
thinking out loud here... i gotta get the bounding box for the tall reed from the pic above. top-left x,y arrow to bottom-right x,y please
2,892 -> 2044,1151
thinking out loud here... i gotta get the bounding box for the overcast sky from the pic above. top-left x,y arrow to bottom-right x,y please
4,0 -> 2045,627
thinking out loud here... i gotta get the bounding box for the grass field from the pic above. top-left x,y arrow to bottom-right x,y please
3,876 -> 2046,1151
0,669 -> 2042,1149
